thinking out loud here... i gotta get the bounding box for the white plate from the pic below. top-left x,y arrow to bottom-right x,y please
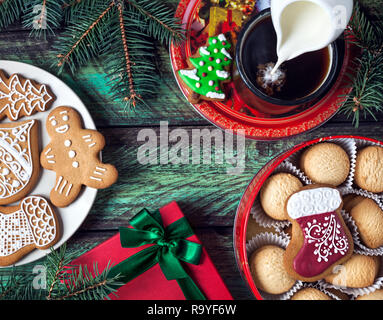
0,60 -> 98,267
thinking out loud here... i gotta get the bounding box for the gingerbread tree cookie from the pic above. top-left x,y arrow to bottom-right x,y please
0,119 -> 40,205
178,33 -> 232,103
0,70 -> 55,121
41,106 -> 118,208
0,196 -> 60,266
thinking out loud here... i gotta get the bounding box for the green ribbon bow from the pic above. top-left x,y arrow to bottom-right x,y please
108,209 -> 206,300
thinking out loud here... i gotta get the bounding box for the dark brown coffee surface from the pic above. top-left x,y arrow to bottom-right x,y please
241,15 -> 330,100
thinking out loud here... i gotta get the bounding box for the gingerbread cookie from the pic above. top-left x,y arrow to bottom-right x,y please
0,119 -> 40,205
0,70 -> 54,121
41,106 -> 118,208
178,34 -> 233,103
284,185 -> 354,282
0,196 -> 59,266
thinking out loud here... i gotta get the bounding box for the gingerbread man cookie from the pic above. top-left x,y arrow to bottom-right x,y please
284,185 -> 354,282
0,70 -> 55,121
0,119 -> 40,205
0,196 -> 60,266
41,106 -> 118,208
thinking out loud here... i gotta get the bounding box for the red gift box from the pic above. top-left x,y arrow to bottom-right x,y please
71,201 -> 233,300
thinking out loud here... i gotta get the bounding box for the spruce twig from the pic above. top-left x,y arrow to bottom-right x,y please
340,1 -> 383,127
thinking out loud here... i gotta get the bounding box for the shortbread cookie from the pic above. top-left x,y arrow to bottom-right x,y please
356,289 -> 383,300
0,70 -> 54,121
351,198 -> 383,249
355,146 -> 383,193
300,143 -> 350,186
178,34 -> 232,103
40,106 -> 118,208
260,173 -> 303,221
0,120 -> 40,205
325,254 -> 380,288
0,196 -> 59,266
284,185 -> 354,282
291,288 -> 332,300
249,245 -> 295,295
343,195 -> 365,213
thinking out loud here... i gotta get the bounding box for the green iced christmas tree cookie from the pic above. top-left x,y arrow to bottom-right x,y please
178,34 -> 232,103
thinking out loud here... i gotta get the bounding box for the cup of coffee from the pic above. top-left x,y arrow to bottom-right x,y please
235,9 -> 344,110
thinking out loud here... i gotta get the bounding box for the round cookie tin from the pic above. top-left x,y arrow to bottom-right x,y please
233,136 -> 383,300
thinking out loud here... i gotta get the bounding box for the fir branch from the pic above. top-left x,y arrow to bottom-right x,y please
125,0 -> 185,45
346,1 -> 383,53
0,0 -> 25,30
53,0 -> 116,74
22,0 -> 64,38
339,51 -> 383,127
100,3 -> 158,110
340,1 -> 383,127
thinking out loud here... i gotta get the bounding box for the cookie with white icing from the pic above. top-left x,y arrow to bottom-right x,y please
178,34 -> 233,103
283,185 -> 354,282
0,196 -> 60,266
0,119 -> 40,205
0,70 -> 55,121
40,106 -> 118,208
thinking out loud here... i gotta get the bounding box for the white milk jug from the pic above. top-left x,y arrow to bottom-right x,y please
270,0 -> 354,73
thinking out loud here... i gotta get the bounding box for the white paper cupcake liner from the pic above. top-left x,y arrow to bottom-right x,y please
288,282 -> 342,300
286,138 -> 357,190
340,189 -> 383,256
246,233 -> 303,300
250,161 -> 310,230
318,255 -> 383,297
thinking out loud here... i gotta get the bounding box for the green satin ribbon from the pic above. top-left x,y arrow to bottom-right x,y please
108,209 -> 206,300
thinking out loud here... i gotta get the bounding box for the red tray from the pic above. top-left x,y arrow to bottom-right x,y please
170,0 -> 356,140
233,135 -> 383,300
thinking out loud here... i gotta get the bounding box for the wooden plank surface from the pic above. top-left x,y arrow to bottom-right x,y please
0,0 -> 382,301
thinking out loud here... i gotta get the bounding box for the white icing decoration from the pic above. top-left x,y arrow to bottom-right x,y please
220,48 -> 232,60
287,187 -> 342,220
199,61 -> 205,66
209,80 -> 214,86
62,115 -> 69,121
212,39 -> 217,44
68,150 -> 76,158
0,75 -> 53,121
199,46 -> 210,56
216,59 -> 221,64
51,120 -> 57,126
90,176 -> 102,182
302,214 -> 349,263
179,69 -> 200,81
218,34 -> 227,42
83,135 -> 91,139
0,196 -> 57,256
64,140 -> 71,147
214,48 -> 219,53
206,91 -> 225,99
0,120 -> 35,200
55,124 -> 69,134
216,70 -> 229,79
72,161 -> 79,168
88,143 -> 96,148
208,66 -> 213,71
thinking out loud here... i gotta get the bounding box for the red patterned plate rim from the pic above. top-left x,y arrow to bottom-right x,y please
233,135 -> 383,300
170,0 -> 355,140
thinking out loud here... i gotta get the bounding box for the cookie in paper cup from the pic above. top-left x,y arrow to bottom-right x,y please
251,162 -> 309,229
246,233 -> 302,300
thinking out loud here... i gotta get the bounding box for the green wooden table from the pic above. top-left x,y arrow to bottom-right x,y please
0,0 -> 382,300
